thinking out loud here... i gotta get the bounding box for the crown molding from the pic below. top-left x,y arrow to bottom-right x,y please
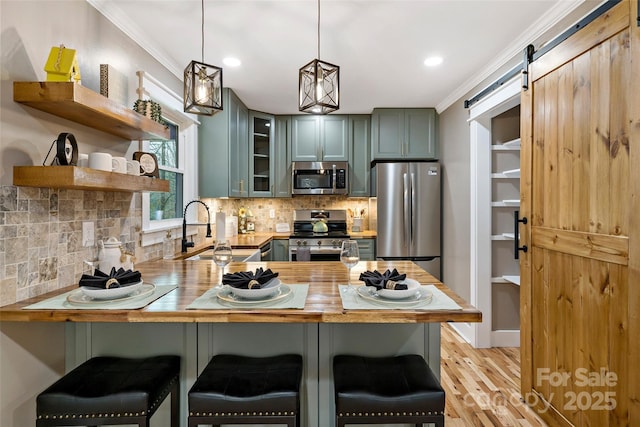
435,0 -> 590,114
86,0 -> 183,80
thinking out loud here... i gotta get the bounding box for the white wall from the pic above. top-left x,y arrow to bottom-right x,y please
439,99 -> 471,300
1,2 -> 181,425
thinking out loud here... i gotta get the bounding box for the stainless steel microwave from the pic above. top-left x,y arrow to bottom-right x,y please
291,161 -> 349,195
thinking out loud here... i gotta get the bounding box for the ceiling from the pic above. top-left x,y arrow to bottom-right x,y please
88,0 -> 593,115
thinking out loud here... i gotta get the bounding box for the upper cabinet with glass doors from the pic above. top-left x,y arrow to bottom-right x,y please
249,111 -> 275,197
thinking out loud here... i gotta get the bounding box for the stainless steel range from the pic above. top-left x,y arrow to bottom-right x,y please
289,209 -> 349,261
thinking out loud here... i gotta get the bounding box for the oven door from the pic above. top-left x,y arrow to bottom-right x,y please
289,246 -> 341,261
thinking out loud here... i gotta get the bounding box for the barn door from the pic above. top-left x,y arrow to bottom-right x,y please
520,1 -> 639,426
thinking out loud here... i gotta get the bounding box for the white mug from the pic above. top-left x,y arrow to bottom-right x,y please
127,160 -> 141,175
89,152 -> 112,171
77,153 -> 89,168
112,156 -> 127,174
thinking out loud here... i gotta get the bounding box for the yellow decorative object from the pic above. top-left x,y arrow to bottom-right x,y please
44,44 -> 81,83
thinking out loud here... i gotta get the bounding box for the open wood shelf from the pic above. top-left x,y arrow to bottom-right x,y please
13,166 -> 169,192
13,81 -> 170,141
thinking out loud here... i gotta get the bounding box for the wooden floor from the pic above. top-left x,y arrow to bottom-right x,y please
441,324 -> 547,426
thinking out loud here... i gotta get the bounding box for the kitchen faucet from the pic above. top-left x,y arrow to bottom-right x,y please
181,200 -> 212,252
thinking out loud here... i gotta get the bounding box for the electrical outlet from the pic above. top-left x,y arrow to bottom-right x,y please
269,209 -> 276,218
82,222 -> 95,246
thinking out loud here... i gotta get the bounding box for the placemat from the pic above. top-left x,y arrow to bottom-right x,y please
23,284 -> 178,310
339,284 -> 462,310
186,284 -> 309,310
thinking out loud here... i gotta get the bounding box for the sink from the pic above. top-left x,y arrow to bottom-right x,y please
186,248 -> 261,262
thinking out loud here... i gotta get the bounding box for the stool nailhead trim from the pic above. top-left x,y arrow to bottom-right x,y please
38,411 -> 147,420
38,375 -> 177,421
189,410 -> 294,416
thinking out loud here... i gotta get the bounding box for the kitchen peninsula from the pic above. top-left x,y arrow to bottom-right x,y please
0,260 -> 480,426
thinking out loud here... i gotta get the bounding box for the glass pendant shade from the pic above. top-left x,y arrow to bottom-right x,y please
184,60 -> 223,115
299,59 -> 340,114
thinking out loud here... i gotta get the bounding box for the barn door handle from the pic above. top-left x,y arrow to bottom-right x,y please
514,210 -> 528,260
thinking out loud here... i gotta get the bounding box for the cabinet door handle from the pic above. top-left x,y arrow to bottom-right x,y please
514,209 -> 528,259
240,179 -> 245,194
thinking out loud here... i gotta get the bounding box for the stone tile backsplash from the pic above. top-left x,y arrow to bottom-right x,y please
0,185 -> 142,306
209,197 -> 372,233
0,185 -> 374,306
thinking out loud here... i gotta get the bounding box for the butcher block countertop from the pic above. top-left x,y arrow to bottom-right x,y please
173,230 -> 377,260
0,261 -> 480,324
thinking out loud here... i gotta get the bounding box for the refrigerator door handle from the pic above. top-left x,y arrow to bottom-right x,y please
410,172 -> 416,247
403,172 -> 410,248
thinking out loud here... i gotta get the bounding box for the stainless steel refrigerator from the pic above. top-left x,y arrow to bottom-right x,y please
375,161 -> 441,279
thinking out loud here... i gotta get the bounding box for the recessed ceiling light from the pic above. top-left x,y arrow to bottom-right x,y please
423,56 -> 443,67
223,57 -> 241,67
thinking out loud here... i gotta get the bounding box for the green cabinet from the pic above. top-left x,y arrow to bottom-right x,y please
273,116 -> 291,197
371,108 -> 438,160
249,111 -> 275,197
271,239 -> 290,261
199,88 -> 249,198
291,115 -> 349,162
348,115 -> 371,196
354,238 -> 376,261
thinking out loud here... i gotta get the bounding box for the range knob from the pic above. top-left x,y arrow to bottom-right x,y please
331,239 -> 339,247
317,240 -> 322,246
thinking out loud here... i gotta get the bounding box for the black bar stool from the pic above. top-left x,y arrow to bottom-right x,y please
333,354 -> 445,427
36,355 -> 180,427
188,354 -> 303,427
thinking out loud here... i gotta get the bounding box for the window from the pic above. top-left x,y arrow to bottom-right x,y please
149,122 -> 182,221
135,71 -> 199,245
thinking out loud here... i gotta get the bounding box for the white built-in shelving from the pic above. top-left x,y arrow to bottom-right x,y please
491,200 -> 520,207
503,275 -> 521,286
491,138 -> 521,151
467,76 -> 521,349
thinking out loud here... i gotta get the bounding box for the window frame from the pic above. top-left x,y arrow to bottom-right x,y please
134,71 -> 199,246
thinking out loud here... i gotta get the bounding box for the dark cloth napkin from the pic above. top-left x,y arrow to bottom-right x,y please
359,269 -> 408,290
79,267 -> 142,289
222,268 -> 279,289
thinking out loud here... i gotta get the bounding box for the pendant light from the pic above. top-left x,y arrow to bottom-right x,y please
184,0 -> 223,115
298,0 -> 340,114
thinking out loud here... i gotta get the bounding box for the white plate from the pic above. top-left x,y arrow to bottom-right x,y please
356,285 -> 433,306
228,278 -> 281,300
80,281 -> 143,300
217,284 -> 292,305
374,278 -> 421,299
69,283 -> 155,305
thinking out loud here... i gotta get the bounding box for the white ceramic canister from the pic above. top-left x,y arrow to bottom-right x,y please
89,152 -> 113,171
77,153 -> 89,168
112,156 -> 127,173
97,236 -> 134,272
127,160 -> 141,175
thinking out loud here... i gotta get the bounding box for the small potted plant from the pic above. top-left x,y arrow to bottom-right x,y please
152,193 -> 175,220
